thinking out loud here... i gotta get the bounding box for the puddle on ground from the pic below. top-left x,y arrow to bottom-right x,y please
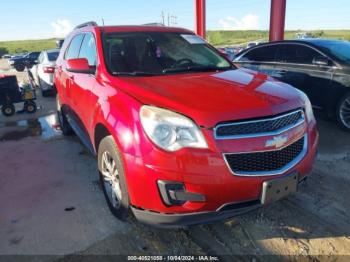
0,114 -> 62,141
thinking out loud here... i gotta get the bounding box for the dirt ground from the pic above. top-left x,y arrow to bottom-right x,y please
0,58 -> 350,261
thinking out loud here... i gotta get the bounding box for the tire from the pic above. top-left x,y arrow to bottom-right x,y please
24,101 -> 37,113
15,64 -> 25,72
1,104 -> 15,116
41,89 -> 49,97
56,95 -> 73,135
337,92 -> 350,131
98,136 -> 130,221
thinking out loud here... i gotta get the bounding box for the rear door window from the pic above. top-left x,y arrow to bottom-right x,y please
239,45 -> 278,62
276,44 -> 323,65
65,34 -> 84,60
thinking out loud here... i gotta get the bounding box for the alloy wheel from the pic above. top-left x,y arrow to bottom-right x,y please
101,151 -> 122,208
340,96 -> 350,129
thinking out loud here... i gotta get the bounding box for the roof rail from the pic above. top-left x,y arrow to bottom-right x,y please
74,21 -> 98,29
142,23 -> 165,27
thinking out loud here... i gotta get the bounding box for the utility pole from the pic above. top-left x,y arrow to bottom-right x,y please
171,15 -> 178,26
161,11 -> 165,26
164,13 -> 178,26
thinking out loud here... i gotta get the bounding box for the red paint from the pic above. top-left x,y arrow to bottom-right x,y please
55,25 -> 318,219
269,0 -> 287,41
66,58 -> 90,72
195,0 -> 206,38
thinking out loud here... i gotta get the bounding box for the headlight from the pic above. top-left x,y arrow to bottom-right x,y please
295,88 -> 314,122
304,97 -> 315,122
140,106 -> 208,152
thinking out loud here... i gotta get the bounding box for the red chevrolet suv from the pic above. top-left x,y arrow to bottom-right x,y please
55,22 -> 319,227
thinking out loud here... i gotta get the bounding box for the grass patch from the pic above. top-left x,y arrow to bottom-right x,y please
207,30 -> 350,46
0,39 -> 58,55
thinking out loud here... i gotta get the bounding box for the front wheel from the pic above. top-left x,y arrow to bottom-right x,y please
337,92 -> 350,131
98,136 -> 130,221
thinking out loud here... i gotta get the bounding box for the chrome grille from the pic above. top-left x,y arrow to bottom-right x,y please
215,110 -> 304,139
224,136 -> 306,176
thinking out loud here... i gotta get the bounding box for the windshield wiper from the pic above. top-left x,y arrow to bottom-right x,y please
112,71 -> 158,76
162,65 -> 231,74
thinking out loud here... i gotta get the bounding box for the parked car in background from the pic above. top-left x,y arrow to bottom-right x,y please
2,54 -> 11,59
216,47 -> 236,61
55,22 -> 318,227
234,39 -> 350,131
9,53 -> 27,60
9,51 -> 40,72
246,42 -> 260,49
30,49 -> 60,96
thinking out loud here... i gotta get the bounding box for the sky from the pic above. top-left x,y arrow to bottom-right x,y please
1,0 -> 350,41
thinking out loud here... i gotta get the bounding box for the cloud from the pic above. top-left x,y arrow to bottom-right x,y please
219,14 -> 260,30
51,19 -> 73,38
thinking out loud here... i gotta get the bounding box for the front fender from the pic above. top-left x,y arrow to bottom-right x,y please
91,86 -> 147,205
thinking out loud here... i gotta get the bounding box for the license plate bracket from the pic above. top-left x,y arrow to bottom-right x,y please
261,173 -> 299,205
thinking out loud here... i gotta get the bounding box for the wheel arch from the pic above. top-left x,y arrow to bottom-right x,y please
94,123 -> 111,154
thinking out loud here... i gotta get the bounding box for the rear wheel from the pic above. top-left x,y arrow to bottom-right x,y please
41,89 -> 49,97
337,92 -> 350,131
56,95 -> 73,135
98,136 -> 130,221
15,64 -> 25,72
39,79 -> 50,97
24,101 -> 37,113
1,104 -> 15,116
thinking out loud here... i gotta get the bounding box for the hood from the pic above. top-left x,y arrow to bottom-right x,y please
113,68 -> 305,127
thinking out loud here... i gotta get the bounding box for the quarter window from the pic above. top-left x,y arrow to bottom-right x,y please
65,34 -> 84,60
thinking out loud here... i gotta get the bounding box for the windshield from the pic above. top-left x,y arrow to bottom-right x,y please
103,32 -> 232,76
315,41 -> 350,63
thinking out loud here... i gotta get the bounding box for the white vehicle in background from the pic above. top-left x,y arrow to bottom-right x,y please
30,49 -> 59,97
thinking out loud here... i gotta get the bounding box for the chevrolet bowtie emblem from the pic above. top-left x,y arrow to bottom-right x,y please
265,135 -> 288,149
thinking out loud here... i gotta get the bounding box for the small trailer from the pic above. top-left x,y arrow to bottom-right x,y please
0,75 -> 37,116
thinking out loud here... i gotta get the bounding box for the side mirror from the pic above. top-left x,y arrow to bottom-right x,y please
313,57 -> 330,66
67,58 -> 94,74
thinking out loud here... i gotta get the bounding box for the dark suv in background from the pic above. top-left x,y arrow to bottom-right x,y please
234,39 -> 350,131
9,51 -> 40,72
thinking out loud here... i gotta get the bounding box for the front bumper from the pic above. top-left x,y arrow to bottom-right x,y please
131,175 -> 309,228
131,202 -> 259,228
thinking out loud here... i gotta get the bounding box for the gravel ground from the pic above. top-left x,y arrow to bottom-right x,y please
0,59 -> 349,261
